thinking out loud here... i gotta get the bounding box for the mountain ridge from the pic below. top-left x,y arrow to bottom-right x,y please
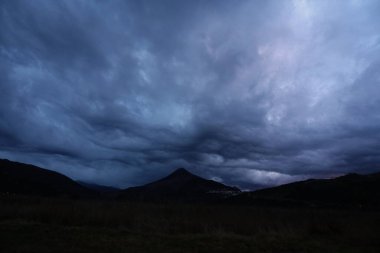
229,171 -> 380,208
2,158 -> 380,208
119,168 -> 241,202
0,159 -> 94,197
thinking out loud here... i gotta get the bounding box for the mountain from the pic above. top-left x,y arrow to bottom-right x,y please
119,168 -> 241,202
3,157 -> 378,207
77,181 -> 120,193
230,172 -> 380,208
0,159 -> 94,197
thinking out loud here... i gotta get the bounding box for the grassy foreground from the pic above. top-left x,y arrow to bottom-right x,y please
1,195 -> 380,253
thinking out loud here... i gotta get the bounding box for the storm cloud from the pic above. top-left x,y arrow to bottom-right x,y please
1,0 -> 380,189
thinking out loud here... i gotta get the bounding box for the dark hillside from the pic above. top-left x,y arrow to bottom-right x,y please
230,172 -> 380,208
120,168 -> 240,202
0,159 -> 94,197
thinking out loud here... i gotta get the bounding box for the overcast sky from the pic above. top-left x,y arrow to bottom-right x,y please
1,0 -> 380,189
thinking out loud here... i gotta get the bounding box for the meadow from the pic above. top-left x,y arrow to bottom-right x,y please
1,194 -> 380,253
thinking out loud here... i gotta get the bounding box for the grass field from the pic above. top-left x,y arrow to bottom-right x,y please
1,195 -> 380,253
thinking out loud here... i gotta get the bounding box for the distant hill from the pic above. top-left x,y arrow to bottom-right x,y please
0,159 -> 94,197
2,157 -> 379,208
119,168 -> 241,202
77,181 -> 120,194
230,172 -> 380,208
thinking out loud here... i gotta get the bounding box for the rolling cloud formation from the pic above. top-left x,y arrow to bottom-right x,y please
1,0 -> 380,188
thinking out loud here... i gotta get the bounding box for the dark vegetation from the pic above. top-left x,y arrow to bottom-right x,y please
1,158 -> 380,252
1,195 -> 380,253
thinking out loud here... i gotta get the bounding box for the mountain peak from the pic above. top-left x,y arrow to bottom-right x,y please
171,168 -> 192,175
121,167 -> 240,202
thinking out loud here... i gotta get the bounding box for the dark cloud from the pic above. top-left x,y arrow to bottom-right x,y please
1,0 -> 380,188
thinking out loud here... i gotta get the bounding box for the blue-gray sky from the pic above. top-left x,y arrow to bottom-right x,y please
1,0 -> 380,189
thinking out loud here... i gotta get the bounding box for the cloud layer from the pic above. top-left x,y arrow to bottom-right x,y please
1,0 -> 380,188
